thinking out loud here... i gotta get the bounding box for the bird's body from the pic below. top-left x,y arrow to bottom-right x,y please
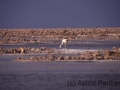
59,39 -> 70,48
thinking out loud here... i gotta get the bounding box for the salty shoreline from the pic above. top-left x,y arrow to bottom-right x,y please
0,47 -> 120,61
0,28 -> 120,45
0,39 -> 120,62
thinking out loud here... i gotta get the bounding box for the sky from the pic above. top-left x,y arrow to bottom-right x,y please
0,0 -> 120,28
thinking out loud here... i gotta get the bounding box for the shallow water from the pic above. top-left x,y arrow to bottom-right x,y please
0,73 -> 120,90
0,61 -> 120,74
0,40 -> 120,90
0,60 -> 120,90
0,40 -> 120,50
0,40 -> 120,74
0,61 -> 120,90
0,40 -> 120,61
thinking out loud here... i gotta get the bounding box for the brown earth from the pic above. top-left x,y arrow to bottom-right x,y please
0,28 -> 120,44
15,47 -> 120,62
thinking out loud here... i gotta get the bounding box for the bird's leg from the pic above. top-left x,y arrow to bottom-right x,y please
59,42 -> 63,48
64,43 -> 66,49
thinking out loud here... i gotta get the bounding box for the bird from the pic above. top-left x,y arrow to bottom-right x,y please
59,39 -> 71,48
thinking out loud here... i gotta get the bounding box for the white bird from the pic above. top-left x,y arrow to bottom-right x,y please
59,39 -> 71,48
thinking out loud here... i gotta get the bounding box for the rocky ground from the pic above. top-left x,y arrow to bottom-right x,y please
0,47 -> 56,54
0,28 -> 120,44
0,46 -> 120,61
0,28 -> 120,61
15,47 -> 120,61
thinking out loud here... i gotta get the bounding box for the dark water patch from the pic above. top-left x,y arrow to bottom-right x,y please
0,61 -> 120,74
0,74 -> 120,90
0,40 -> 120,50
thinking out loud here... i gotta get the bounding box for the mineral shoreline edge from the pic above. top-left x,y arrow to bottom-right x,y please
0,28 -> 120,62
